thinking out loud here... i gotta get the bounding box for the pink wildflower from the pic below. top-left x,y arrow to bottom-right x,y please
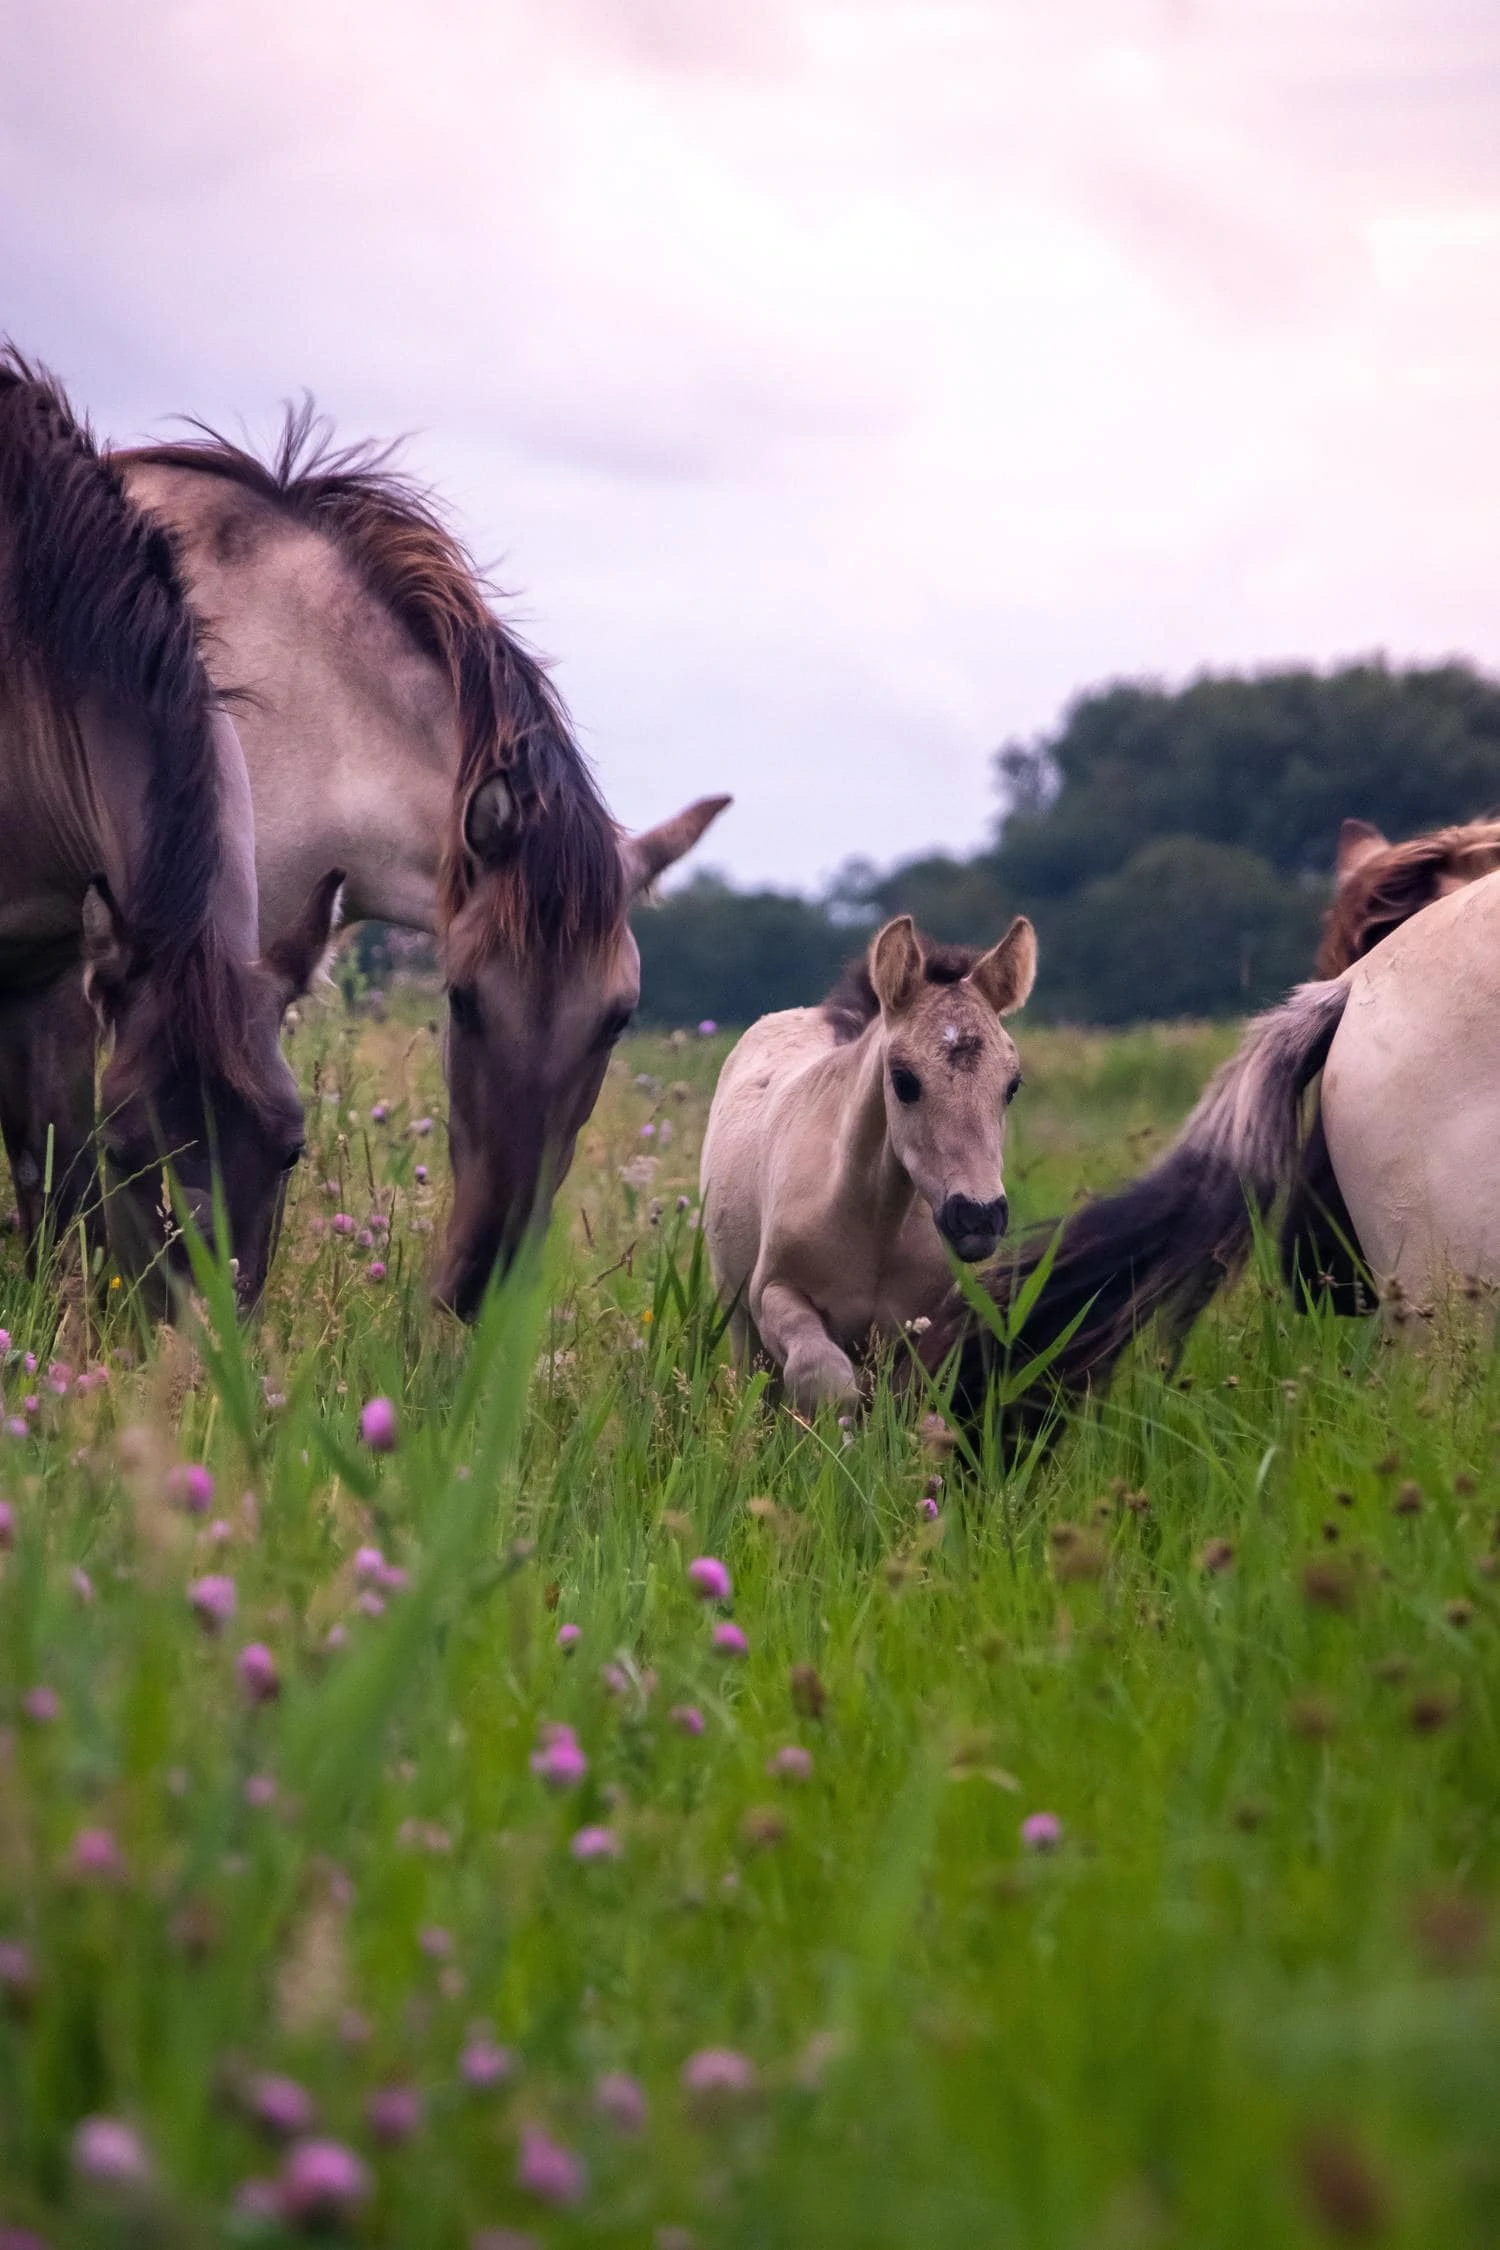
70,1566 -> 93,1603
46,1362 -> 70,1396
243,1774 -> 277,1809
670,1703 -> 705,1735
515,2125 -> 585,2207
21,1686 -> 59,1724
767,1744 -> 813,1782
0,1499 -> 11,1546
461,2033 -> 515,2090
72,2115 -> 151,2190
1021,1811 -> 1063,1853
277,2139 -> 371,2225
697,1019 -> 718,1036
556,1621 -> 581,1651
166,1463 -> 215,1514
0,1329 -> 9,1353
237,1643 -> 280,1704
682,2047 -> 756,2110
370,1102 -> 389,1123
415,1163 -> 429,1184
0,1938 -> 36,2004
359,1396 -> 398,1452
248,2074 -> 315,2139
5,1419 -> 28,1441
68,1827 -> 123,1882
529,1723 -> 587,1790
366,2084 -> 422,2144
367,1259 -> 388,1282
353,1545 -> 385,1581
356,1589 -> 386,1618
711,1621 -> 748,1658
687,1556 -> 732,1604
189,1573 -> 237,1632
570,1824 -> 621,1863
920,1495 -> 940,1521
419,1925 -> 453,1960
331,1213 -> 355,1237
595,2071 -> 647,2134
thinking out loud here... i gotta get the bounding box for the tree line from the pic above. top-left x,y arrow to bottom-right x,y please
634,660 -> 1500,1027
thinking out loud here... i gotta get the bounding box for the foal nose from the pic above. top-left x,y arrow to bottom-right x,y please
935,1193 -> 1009,1262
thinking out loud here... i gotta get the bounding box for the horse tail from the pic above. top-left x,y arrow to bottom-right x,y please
924,977 -> 1351,1425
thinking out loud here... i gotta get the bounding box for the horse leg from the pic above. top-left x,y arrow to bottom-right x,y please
755,1278 -> 860,1415
0,977 -> 102,1272
1279,1107 -> 1374,1315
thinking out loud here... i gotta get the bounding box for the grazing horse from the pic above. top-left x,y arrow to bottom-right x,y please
701,914 -> 1036,1413
924,868 -> 1500,1429
0,354 -> 339,1307
2,411 -> 729,1312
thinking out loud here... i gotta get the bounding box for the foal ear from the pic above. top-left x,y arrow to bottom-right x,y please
80,879 -> 137,1028
869,916 -> 924,1017
622,795 -> 732,897
1335,819 -> 1387,886
462,773 -> 519,865
967,916 -> 1037,1017
263,869 -> 347,1006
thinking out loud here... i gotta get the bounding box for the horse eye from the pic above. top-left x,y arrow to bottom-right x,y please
890,1065 -> 922,1105
1005,1073 -> 1023,1106
280,1141 -> 305,1173
598,1006 -> 635,1050
449,984 -> 481,1035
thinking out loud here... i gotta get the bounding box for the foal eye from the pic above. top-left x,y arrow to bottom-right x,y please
890,1065 -> 922,1105
449,984 -> 481,1035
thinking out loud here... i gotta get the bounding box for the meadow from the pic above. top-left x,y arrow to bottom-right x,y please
0,989 -> 1497,2249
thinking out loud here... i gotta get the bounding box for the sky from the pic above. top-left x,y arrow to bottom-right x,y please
3,0 -> 1499,890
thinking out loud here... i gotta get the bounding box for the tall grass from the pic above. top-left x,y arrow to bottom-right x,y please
0,1007 -> 1496,2247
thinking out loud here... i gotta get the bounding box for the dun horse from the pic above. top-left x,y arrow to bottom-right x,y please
2,407 -> 729,1313
0,353 -> 339,1307
702,914 -> 1036,1413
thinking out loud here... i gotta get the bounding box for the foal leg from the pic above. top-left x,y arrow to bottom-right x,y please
756,1279 -> 860,1416
0,977 -> 101,1268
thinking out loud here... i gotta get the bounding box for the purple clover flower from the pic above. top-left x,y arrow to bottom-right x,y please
188,1574 -> 237,1632
359,1396 -> 398,1452
237,1643 -> 280,1704
1021,1810 -> 1063,1852
529,1723 -> 587,1789
71,2115 -> 152,2190
515,2125 -> 585,2207
687,1556 -> 732,1603
711,1621 -> 749,1658
670,1703 -> 705,1735
570,1825 -> 621,1863
595,2071 -> 647,2134
277,2139 -> 371,2225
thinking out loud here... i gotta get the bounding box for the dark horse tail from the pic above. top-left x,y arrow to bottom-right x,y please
922,978 -> 1352,1427
0,347 -> 254,1088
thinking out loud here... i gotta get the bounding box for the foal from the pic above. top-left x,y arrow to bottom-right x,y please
701,914 -> 1036,1413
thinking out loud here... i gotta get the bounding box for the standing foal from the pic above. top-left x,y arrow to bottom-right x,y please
701,914 -> 1036,1413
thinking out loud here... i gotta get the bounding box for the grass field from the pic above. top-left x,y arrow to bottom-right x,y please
1,993 -> 1498,2248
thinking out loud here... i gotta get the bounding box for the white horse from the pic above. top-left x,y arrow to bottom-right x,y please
701,913 -> 1036,1413
928,867 -> 1500,1418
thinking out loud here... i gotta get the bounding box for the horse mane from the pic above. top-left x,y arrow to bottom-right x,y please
0,347 -> 258,1097
1316,817 -> 1500,976
118,403 -> 624,965
822,938 -> 982,1043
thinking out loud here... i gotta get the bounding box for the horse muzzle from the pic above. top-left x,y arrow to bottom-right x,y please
936,1192 -> 1009,1264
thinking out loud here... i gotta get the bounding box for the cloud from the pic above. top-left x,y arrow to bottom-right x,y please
2,0 -> 1499,885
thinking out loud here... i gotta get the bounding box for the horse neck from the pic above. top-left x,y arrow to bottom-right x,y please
118,462 -> 457,944
829,1021 -> 915,1235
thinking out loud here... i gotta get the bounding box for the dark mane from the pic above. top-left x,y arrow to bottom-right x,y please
0,347 -> 257,1093
1317,818 -> 1500,976
118,404 -> 624,964
822,939 -> 981,1043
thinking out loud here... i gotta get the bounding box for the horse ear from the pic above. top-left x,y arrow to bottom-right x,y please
462,773 -> 518,865
967,916 -> 1037,1017
80,879 -> 136,1029
622,795 -> 732,897
1335,819 -> 1387,886
869,916 -> 924,1017
263,870 -> 347,1006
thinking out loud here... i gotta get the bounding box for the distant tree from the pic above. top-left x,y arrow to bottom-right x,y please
631,661 -> 1500,1029
632,874 -> 853,1029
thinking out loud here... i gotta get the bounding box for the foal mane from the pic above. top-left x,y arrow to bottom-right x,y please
1316,817 -> 1500,976
0,347 -> 258,1094
822,938 -> 982,1044
120,404 -> 624,968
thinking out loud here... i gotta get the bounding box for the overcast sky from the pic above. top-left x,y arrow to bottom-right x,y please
4,0 -> 1498,889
